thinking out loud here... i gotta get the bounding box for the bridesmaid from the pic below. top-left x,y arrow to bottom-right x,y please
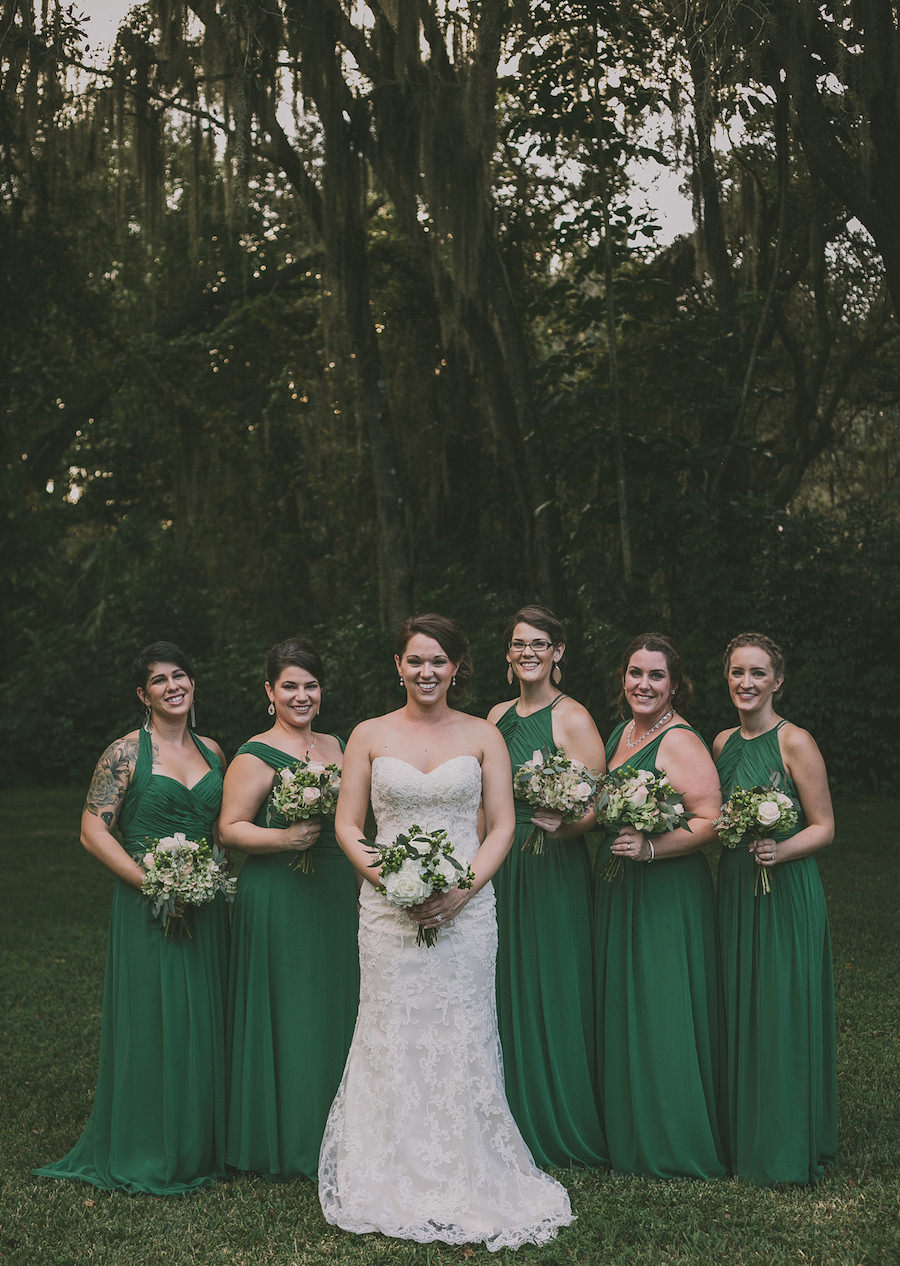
35,642 -> 229,1193
487,604 -> 608,1167
594,633 -> 726,1178
220,636 -> 359,1180
713,632 -> 837,1185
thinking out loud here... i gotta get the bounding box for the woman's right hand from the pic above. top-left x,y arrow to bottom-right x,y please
281,819 -> 322,852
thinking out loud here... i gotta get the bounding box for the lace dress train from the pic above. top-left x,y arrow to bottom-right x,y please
318,755 -> 573,1251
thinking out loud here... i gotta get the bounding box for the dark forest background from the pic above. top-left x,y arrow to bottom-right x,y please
2,0 -> 898,787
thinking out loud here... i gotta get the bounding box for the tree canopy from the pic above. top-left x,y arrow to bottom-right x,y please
2,0 -> 897,785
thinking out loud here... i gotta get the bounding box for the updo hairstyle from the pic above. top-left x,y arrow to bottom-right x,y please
266,636 -> 326,688
132,641 -> 194,691
394,613 -> 473,699
617,632 -> 694,715
722,632 -> 785,687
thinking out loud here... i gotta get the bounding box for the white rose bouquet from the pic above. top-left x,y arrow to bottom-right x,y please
365,824 -> 475,946
594,765 -> 690,881
512,747 -> 598,854
140,833 -> 236,939
268,756 -> 342,874
713,775 -> 799,895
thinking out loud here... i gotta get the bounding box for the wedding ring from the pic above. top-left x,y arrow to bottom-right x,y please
436,914 -> 443,922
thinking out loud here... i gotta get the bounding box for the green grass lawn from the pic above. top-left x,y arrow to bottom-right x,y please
2,787 -> 898,1266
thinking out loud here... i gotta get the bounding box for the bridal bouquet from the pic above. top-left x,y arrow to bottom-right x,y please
713,775 -> 799,895
512,747 -> 598,854
594,765 -> 689,881
366,824 -> 475,947
268,756 -> 342,874
140,833 -> 236,939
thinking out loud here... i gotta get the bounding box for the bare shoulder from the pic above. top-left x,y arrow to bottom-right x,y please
487,698 -> 518,724
553,696 -> 601,735
712,726 -> 739,759
659,721 -> 709,757
779,721 -> 826,768
199,736 -> 226,765
84,731 -> 141,817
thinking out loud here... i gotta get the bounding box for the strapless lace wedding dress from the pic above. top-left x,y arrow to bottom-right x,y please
318,755 -> 573,1251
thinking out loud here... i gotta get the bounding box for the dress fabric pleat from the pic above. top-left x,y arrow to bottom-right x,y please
716,724 -> 837,1185
34,728 -> 229,1194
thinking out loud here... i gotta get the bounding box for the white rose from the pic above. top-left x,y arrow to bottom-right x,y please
383,858 -> 432,906
627,783 -> 649,808
432,855 -> 458,885
673,803 -> 685,815
636,769 -> 654,784
156,835 -> 179,853
531,750 -> 545,766
143,852 -> 155,868
306,761 -> 326,774
756,800 -> 780,827
775,792 -> 793,808
279,767 -> 295,784
573,781 -> 593,800
332,775 -> 342,789
301,786 -> 322,804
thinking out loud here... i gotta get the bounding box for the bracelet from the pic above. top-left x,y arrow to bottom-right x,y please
646,839 -> 655,862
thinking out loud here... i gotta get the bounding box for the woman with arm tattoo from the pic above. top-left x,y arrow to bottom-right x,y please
34,641 -> 230,1194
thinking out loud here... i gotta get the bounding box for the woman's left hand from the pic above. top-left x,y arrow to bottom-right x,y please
410,886 -> 471,930
611,826 -> 652,863
751,836 -> 778,868
531,808 -> 564,836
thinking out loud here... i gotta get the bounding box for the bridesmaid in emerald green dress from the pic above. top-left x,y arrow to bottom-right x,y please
487,605 -> 608,1167
34,642 -> 229,1193
714,632 -> 836,1185
220,636 -> 359,1180
594,634 -> 726,1179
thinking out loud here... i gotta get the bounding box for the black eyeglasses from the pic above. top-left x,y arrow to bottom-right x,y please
508,639 -> 554,654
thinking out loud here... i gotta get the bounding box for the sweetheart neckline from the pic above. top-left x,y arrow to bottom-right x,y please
373,753 -> 481,777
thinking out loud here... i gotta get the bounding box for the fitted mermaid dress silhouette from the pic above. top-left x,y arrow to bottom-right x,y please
318,755 -> 573,1251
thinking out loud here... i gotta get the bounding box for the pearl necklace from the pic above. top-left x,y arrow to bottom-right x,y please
625,708 -> 674,749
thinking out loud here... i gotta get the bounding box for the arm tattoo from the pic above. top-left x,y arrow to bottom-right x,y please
84,736 -> 138,823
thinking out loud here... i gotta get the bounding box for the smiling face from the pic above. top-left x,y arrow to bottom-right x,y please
623,649 -> 673,725
395,633 -> 458,706
266,664 -> 322,729
726,645 -> 783,717
506,621 -> 562,688
138,661 -> 195,723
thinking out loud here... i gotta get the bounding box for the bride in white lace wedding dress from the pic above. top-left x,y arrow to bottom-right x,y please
320,616 -> 573,1251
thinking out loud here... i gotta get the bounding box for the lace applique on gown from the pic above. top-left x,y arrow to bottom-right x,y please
318,755 -> 573,1251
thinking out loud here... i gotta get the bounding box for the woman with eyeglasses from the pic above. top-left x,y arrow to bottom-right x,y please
486,605 -> 608,1168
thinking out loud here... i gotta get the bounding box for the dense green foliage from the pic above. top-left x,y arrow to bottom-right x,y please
3,786 -> 898,1264
2,1 -> 898,786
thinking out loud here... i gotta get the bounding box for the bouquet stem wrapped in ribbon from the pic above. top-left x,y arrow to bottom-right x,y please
268,756 -> 342,874
512,747 -> 598,854
140,833 -> 236,938
713,773 -> 799,895
594,765 -> 689,881
365,824 -> 475,946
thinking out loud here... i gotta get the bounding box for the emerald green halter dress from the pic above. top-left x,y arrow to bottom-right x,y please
593,723 -> 726,1178
226,740 -> 359,1179
34,728 -> 229,1193
716,722 -> 837,1184
494,698 -> 607,1167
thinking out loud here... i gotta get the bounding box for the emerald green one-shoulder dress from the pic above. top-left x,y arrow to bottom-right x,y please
716,723 -> 837,1184
593,722 -> 726,1178
34,728 -> 229,1193
494,699 -> 607,1167
226,740 -> 359,1179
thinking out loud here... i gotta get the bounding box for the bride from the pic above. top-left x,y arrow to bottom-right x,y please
320,614 -> 574,1251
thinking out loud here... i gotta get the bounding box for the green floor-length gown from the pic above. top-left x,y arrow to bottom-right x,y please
716,722 -> 837,1185
35,728 -> 229,1194
226,741 -> 359,1180
593,722 -> 726,1179
494,699 -> 607,1168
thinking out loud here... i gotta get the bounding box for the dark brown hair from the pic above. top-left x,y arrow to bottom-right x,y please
132,641 -> 194,690
266,636 -> 325,688
617,632 -> 693,715
394,613 -> 473,698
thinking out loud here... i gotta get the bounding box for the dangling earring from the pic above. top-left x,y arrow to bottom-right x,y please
451,675 -> 457,687
398,676 -> 405,688
268,702 -> 275,716
551,663 -> 562,686
507,665 -> 514,686
190,702 -> 196,728
142,706 -> 152,733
